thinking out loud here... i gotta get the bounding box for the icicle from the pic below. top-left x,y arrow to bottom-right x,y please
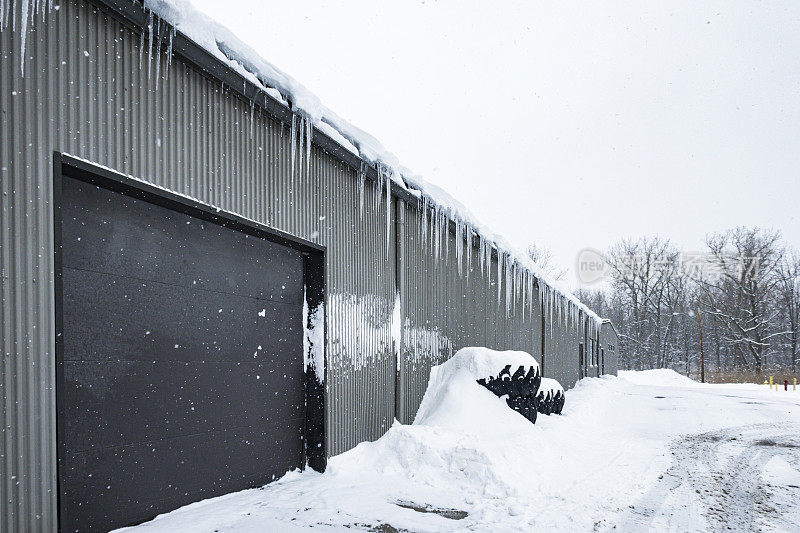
505,259 -> 513,317
305,117 -> 313,180
528,271 -> 534,319
431,208 -> 437,259
290,113 -> 297,183
485,240 -> 492,279
249,101 -> 255,140
466,228 -> 472,281
18,0 -> 30,76
375,166 -> 384,211
358,162 -> 366,219
164,26 -> 175,83
433,207 -> 439,261
297,117 -> 304,180
478,236 -> 485,276
420,198 -> 428,246
154,20 -> 163,90
435,207 -> 443,261
497,252 -> 504,306
147,10 -> 154,80
385,170 -> 391,258
445,213 -> 450,261
455,220 -> 463,275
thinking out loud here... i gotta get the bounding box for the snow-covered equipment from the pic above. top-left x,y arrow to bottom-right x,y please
476,361 -> 542,424
414,347 -> 542,431
536,378 -> 566,415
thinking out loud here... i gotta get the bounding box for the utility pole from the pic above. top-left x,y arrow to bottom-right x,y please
698,309 -> 705,383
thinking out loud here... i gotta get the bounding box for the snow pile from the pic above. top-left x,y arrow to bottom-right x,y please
619,369 -> 700,387
413,347 -> 540,432
122,367 -> 800,532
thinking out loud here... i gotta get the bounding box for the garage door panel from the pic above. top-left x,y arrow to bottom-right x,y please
62,360 -> 304,452
61,178 -> 304,304
62,267 -> 303,363
60,425 -> 301,533
58,176 -> 309,532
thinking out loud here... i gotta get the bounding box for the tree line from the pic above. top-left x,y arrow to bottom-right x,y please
573,227 -> 800,379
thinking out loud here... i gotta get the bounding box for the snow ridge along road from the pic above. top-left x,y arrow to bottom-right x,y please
120,368 -> 800,532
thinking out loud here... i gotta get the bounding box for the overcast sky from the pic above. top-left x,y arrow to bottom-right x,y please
193,0 -> 800,289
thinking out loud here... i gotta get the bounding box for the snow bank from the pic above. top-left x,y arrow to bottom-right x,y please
121,369 -> 800,532
618,369 -> 700,387
413,347 -> 539,432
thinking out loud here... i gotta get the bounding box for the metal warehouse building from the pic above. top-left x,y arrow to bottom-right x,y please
0,1 -> 618,531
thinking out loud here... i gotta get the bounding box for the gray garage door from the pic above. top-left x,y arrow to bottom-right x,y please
57,176 -> 305,532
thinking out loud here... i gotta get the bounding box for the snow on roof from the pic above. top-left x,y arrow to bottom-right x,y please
42,0 -> 594,327
142,0 -> 602,328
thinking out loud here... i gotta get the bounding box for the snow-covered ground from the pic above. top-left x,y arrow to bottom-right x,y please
120,364 -> 800,532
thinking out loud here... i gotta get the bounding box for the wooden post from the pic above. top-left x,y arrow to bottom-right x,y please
698,309 -> 705,383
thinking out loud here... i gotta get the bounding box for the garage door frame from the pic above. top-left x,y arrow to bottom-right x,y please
52,152 -> 327,531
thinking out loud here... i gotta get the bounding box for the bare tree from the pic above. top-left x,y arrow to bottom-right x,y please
776,253 -> 800,372
695,228 -> 785,373
604,237 -> 684,370
576,228 -> 798,378
527,244 -> 567,281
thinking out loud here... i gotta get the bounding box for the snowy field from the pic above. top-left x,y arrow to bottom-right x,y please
121,365 -> 800,532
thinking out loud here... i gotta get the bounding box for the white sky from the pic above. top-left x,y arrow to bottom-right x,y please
192,0 -> 800,289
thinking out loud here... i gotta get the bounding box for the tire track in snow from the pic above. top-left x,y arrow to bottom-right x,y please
610,423 -> 800,532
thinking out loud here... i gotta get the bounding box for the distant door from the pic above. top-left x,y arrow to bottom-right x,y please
57,176 -> 306,531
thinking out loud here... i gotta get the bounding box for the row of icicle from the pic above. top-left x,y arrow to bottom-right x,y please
0,0 -> 599,338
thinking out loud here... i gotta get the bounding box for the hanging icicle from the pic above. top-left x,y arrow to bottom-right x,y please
455,220 -> 463,275
375,166 -> 384,212
305,117 -> 313,180
385,168 -> 391,258
358,161 -> 366,219
289,113 -> 297,184
297,116 -> 305,185
497,252 -> 504,306
466,228 -> 472,282
249,101 -> 255,140
164,26 -> 175,83
154,19 -> 164,90
147,10 -> 154,79
420,197 -> 428,246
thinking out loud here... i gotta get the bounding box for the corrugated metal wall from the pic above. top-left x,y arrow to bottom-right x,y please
0,1 -> 596,531
601,322 -> 620,376
396,201 -> 542,423
543,305 -> 582,389
1,2 -> 397,530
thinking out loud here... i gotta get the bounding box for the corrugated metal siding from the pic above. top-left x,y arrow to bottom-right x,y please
1,1 -> 596,530
396,201 -> 542,424
1,2 -> 395,530
544,304 -> 582,389
601,322 -> 620,376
